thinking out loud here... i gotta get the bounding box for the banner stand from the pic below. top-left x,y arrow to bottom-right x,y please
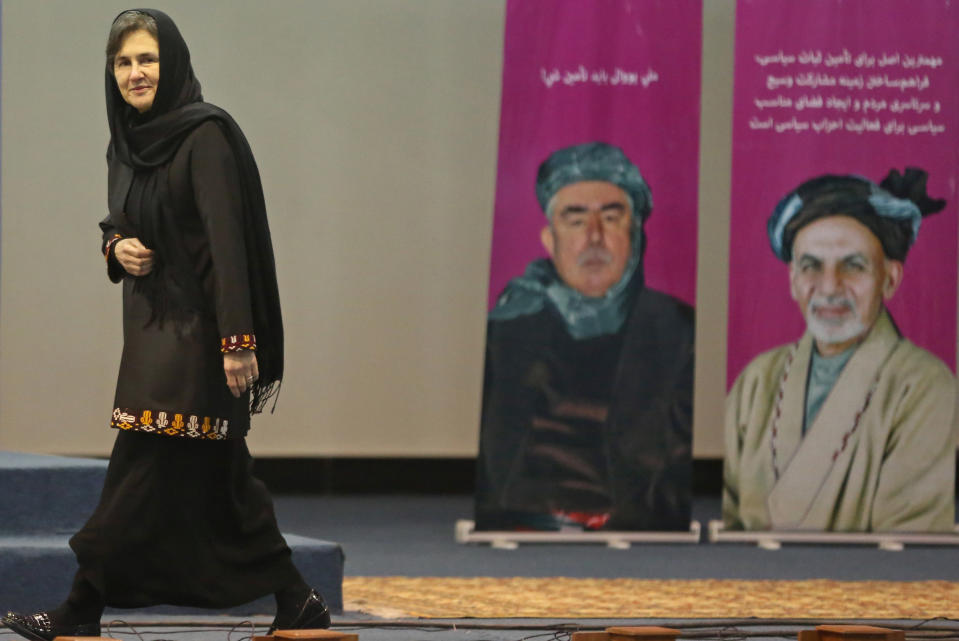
708,520 -> 959,551
454,520 -> 701,550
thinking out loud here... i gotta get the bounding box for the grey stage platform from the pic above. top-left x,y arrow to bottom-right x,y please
0,450 -> 344,615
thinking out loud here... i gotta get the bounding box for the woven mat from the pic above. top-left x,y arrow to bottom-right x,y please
343,577 -> 959,619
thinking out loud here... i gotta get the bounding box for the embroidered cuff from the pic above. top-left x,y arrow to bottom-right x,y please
221,334 -> 257,352
104,234 -> 123,262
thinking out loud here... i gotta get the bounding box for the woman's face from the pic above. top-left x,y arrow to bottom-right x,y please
113,29 -> 159,113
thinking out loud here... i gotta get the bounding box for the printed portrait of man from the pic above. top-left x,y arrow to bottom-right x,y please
724,167 -> 957,532
475,141 -> 695,532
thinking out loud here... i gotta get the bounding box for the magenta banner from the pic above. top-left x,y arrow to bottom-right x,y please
725,0 -> 958,533
487,0 -> 701,310
476,0 -> 701,532
728,0 -> 959,384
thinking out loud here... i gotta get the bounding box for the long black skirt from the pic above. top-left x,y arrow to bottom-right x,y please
70,430 -> 299,608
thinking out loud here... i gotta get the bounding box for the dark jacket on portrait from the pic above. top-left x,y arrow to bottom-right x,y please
475,274 -> 695,531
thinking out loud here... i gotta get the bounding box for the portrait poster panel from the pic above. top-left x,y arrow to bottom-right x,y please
475,0 -> 702,532
724,0 -> 959,533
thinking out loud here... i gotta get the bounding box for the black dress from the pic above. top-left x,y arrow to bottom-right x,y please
72,122 -> 297,608
69,433 -> 298,608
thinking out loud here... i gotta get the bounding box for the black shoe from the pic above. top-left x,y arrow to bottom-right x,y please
2,610 -> 100,641
268,589 -> 331,634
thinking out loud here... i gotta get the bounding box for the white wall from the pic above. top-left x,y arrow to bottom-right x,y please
0,0 -> 743,458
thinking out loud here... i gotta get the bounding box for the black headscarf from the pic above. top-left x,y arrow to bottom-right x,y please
103,8 -> 283,413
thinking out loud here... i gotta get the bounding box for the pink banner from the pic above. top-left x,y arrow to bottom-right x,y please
487,0 -> 702,309
727,0 -> 959,385
475,0 -> 701,532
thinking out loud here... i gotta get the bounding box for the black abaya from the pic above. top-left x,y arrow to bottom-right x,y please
70,431 -> 299,608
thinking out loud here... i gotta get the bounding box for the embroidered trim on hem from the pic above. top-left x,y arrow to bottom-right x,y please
111,407 -> 230,439
221,334 -> 256,353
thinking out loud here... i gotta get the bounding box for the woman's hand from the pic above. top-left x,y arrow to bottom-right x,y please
224,350 -> 259,398
115,238 -> 155,276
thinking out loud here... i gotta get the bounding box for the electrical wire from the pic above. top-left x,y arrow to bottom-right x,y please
76,617 -> 959,631
3,616 -> 958,641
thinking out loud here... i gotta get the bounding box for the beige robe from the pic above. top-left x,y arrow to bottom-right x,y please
724,310 -> 957,532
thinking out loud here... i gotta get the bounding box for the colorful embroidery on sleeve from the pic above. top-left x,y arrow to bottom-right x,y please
221,334 -> 257,353
104,235 -> 123,263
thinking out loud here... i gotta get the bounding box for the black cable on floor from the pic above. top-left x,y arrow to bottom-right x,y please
3,616 -> 952,641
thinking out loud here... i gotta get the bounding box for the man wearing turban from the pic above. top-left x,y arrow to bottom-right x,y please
724,168 -> 957,532
475,142 -> 695,531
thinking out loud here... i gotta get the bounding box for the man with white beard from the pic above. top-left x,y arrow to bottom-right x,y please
724,168 -> 957,532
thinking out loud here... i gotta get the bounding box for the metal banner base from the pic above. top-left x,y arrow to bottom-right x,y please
709,519 -> 959,550
454,519 -> 701,549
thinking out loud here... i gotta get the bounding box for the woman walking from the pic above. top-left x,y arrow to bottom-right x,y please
2,9 -> 329,639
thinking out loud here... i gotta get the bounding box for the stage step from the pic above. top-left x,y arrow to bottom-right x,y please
0,534 -> 344,615
0,452 -> 344,614
0,451 -> 108,536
